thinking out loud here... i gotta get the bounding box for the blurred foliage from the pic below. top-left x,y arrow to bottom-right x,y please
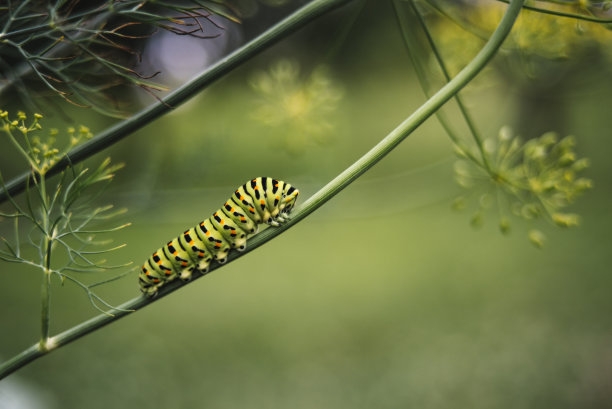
428,0 -> 612,76
425,0 -> 612,137
0,0 -> 236,117
0,0 -> 611,408
249,59 -> 343,153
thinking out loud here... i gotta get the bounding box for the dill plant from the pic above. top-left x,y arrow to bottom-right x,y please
0,110 -> 130,350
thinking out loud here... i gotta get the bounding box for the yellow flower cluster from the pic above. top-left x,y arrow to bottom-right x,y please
249,59 -> 343,153
454,126 -> 592,246
0,110 -> 93,175
431,1 -> 612,75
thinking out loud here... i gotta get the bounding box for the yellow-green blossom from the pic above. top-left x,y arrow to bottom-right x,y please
0,110 -> 94,175
454,126 -> 592,246
431,0 -> 612,76
249,59 -> 343,153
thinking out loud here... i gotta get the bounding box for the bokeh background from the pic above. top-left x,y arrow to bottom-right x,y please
1,1 -> 611,408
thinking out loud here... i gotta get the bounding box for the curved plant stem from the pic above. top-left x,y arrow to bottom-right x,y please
0,0 -> 525,381
406,0 -> 491,171
0,0 -> 353,205
496,0 -> 612,23
392,0 -> 483,168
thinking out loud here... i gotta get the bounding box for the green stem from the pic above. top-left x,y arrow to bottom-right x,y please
0,0 -> 353,205
0,0 -> 525,380
39,267 -> 51,351
1,126 -> 40,173
496,0 -> 612,23
406,0 -> 491,171
39,173 -> 52,350
392,0 -> 481,166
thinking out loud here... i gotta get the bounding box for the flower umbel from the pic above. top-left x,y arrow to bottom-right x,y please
454,126 -> 592,246
0,110 -> 93,175
249,59 -> 343,153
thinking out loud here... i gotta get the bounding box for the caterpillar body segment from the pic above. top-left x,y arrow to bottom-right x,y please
139,177 -> 299,297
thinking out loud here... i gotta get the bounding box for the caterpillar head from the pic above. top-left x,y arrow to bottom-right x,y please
281,184 -> 299,215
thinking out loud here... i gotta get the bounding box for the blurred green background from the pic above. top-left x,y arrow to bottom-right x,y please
1,1 -> 611,408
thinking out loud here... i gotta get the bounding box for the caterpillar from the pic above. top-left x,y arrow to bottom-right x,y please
139,177 -> 299,297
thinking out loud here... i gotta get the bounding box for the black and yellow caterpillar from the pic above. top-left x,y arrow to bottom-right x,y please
139,177 -> 299,297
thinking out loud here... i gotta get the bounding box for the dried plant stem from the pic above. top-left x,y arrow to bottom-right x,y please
0,0 -> 525,380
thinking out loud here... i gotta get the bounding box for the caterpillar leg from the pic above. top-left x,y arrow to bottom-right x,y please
276,213 -> 291,223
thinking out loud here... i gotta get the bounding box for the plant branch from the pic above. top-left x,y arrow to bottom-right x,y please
496,0 -> 612,23
0,0 -> 525,380
407,0 -> 491,171
0,0 -> 354,205
393,0 -> 483,167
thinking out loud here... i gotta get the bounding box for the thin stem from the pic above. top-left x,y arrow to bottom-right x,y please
39,266 -> 52,350
496,0 -> 612,23
0,0 -> 354,205
13,216 -> 20,257
0,0 -> 525,380
39,171 -> 52,350
1,126 -> 39,172
392,0 -> 480,165
407,0 -> 491,171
